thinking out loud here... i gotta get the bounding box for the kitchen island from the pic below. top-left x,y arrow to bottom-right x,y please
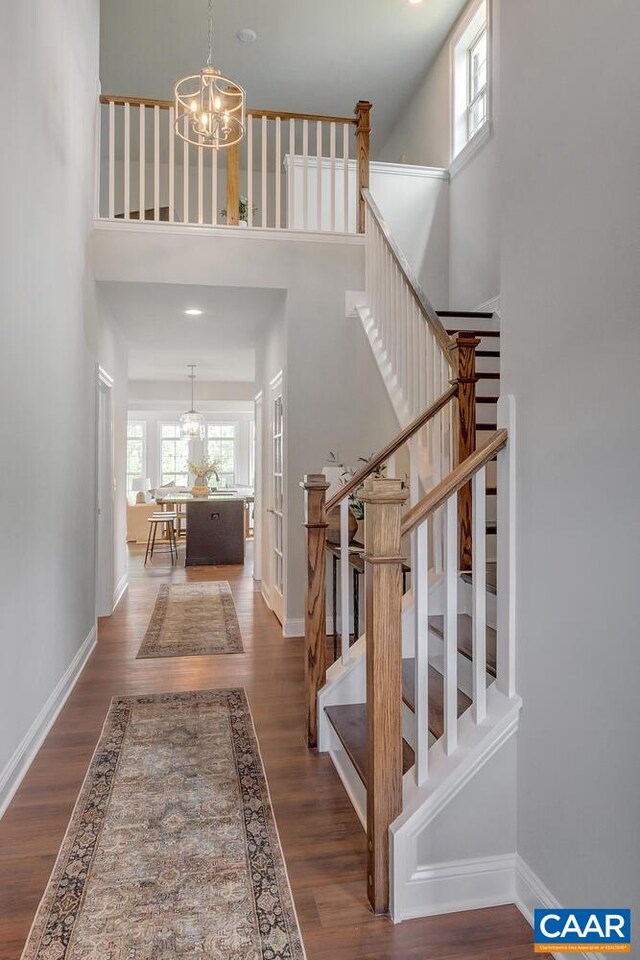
155,493 -> 251,566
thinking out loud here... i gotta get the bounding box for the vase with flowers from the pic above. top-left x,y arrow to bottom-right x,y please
188,458 -> 220,497
324,451 -> 388,544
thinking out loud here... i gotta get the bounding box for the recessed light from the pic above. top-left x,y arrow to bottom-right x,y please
407,0 -> 424,4
185,308 -> 203,316
237,28 -> 257,43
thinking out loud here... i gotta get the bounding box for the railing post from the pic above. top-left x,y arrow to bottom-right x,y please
226,141 -> 240,225
450,333 -> 480,571
302,474 -> 330,748
360,477 -> 408,914
355,100 -> 372,234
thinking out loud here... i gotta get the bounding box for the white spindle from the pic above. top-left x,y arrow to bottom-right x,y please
168,106 -> 175,222
302,119 -> 309,230
211,146 -> 218,226
288,119 -> 295,228
247,115 -> 253,227
472,467 -> 487,723
496,395 -> 516,698
261,115 -> 267,227
329,122 -> 336,231
183,116 -> 189,224
153,105 -> 160,220
275,116 -> 281,229
444,494 -> 458,755
343,123 -> 350,232
316,121 -> 323,231
197,143 -> 204,224
138,104 -> 145,221
123,102 -> 130,219
413,519 -> 429,785
387,452 -> 396,478
108,100 -> 115,219
340,498 -> 350,660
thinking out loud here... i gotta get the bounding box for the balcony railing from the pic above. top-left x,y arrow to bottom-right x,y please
97,95 -> 371,234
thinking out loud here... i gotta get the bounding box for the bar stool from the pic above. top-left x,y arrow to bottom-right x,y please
145,513 -> 178,566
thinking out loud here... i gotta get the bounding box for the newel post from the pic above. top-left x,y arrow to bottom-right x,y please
302,474 -> 330,748
226,141 -> 240,225
360,477 -> 408,914
355,100 -> 372,234
450,333 -> 480,571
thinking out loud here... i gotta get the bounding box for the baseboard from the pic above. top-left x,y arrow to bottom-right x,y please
112,574 -> 128,611
0,624 -> 98,819
395,853 -> 516,922
475,294 -> 501,317
283,618 -> 304,638
515,856 -> 605,960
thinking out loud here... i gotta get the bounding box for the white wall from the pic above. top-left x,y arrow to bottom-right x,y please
500,0 -> 640,934
0,0 -> 100,800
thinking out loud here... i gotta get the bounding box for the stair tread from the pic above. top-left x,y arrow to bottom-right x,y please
325,704 -> 415,787
437,310 -> 494,319
477,422 -> 498,430
429,614 -> 497,675
461,562 -> 497,595
445,329 -> 500,338
476,350 -> 501,358
401,662 -> 471,739
477,372 -> 500,379
477,396 -> 499,404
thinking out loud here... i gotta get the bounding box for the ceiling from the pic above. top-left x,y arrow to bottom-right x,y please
100,0 -> 468,149
98,281 -> 285,382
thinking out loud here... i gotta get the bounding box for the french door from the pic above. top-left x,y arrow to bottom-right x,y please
269,373 -> 285,623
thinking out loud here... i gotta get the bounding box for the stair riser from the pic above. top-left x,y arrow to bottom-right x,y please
458,576 -> 497,630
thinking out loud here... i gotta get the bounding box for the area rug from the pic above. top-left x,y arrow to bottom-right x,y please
137,582 -> 244,658
20,689 -> 306,960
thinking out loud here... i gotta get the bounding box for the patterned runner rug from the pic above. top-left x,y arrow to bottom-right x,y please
137,582 -> 244,658
21,689 -> 305,960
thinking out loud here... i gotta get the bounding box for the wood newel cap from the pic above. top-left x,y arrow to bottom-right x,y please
358,477 -> 408,505
301,474 -> 330,491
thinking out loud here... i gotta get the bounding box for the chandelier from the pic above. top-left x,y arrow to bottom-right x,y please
180,366 -> 206,440
175,0 -> 246,150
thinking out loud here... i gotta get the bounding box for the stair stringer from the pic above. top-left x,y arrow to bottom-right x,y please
390,685 -> 522,922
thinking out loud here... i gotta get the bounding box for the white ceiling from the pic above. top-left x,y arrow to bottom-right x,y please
100,0 -> 468,149
98,281 -> 285,382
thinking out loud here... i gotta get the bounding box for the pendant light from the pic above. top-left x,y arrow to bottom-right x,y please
175,0 -> 246,150
180,365 -> 205,440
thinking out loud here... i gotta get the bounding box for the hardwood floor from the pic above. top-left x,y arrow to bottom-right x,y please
0,545 -> 542,959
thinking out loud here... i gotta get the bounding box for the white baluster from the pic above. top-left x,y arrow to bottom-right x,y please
343,123 -> 349,232
472,467 -> 487,723
183,115 -> 189,223
497,395 -> 516,698
211,138 -> 218,225
302,119 -> 309,230
288,119 -> 295,228
168,106 -> 175,222
409,436 -> 419,508
138,104 -> 145,221
275,116 -> 281,229
123,102 -> 130,219
444,494 -> 458,755
329,122 -> 336,232
261,115 -> 267,227
340,498 -> 351,660
153,105 -> 160,220
247,115 -> 253,227
316,121 -> 323,231
197,141 -> 204,225
413,518 -> 429,785
108,100 -> 115,219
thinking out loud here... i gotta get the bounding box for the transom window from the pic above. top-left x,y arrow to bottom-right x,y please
207,423 -> 236,487
467,26 -> 487,139
452,0 -> 489,161
126,421 -> 146,492
160,423 -> 189,487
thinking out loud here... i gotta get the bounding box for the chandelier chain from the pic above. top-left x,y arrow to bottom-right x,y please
207,0 -> 214,66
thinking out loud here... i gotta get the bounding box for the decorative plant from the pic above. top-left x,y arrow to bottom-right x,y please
220,195 -> 257,223
188,458 -> 220,485
326,451 -> 388,520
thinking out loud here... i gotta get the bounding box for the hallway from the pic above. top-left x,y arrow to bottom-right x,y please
0,548 -> 540,959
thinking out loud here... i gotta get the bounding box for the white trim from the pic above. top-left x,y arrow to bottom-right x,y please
283,618 -> 305,638
476,294 -> 501,315
112,573 -> 128,611
397,853 -> 516,921
93,218 -> 366,246
285,154 -> 449,182
0,625 -> 98,819
98,365 -> 114,387
449,120 -> 493,178
515,856 -> 605,960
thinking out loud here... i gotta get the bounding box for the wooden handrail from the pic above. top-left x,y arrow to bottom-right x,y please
99,94 -> 357,125
362,188 -> 453,364
400,429 -> 508,537
325,385 -> 458,513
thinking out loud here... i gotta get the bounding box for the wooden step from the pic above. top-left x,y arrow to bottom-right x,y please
477,422 -> 498,430
437,310 -> 494,320
324,704 -> 415,787
477,395 -> 499,404
445,329 -> 500,338
477,371 -> 500,380
429,614 -> 497,675
486,523 -> 497,535
461,562 -> 497,596
401,662 -> 471,740
476,350 -> 500,358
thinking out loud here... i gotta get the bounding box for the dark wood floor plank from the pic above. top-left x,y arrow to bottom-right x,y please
0,544 -> 542,959
401,661 -> 472,739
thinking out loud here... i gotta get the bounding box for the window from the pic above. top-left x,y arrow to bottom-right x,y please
126,420 -> 146,492
452,0 -> 489,162
207,423 -> 236,487
160,423 -> 190,487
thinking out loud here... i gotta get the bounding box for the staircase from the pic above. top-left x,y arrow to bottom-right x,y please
302,189 -> 520,923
